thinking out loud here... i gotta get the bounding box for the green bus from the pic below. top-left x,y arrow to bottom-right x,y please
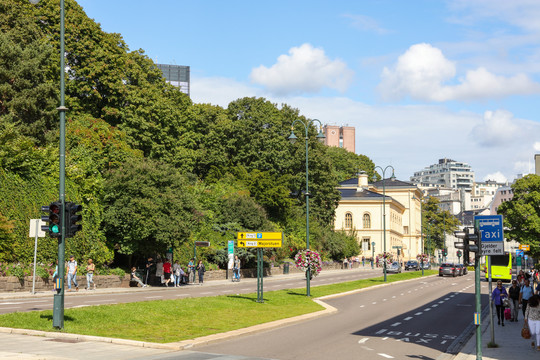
485,253 -> 513,282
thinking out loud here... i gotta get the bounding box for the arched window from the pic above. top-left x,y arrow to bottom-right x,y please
363,213 -> 371,229
345,212 -> 353,229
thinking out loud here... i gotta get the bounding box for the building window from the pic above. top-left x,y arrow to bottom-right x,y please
345,212 -> 353,229
362,238 -> 371,252
363,213 -> 371,229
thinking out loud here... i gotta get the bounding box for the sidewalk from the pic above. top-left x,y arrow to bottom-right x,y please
441,310 -> 538,360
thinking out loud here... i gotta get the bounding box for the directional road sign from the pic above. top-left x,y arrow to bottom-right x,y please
237,232 -> 282,240
237,240 -> 282,248
475,215 -> 504,256
519,244 -> 530,251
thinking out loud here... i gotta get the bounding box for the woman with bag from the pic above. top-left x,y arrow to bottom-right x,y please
492,280 -> 508,326
508,280 -> 521,322
197,260 -> 205,285
524,294 -> 540,351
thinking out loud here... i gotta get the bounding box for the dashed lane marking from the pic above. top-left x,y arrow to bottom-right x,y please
391,322 -> 401,327
378,353 -> 394,358
358,338 -> 369,344
403,317 -> 413,321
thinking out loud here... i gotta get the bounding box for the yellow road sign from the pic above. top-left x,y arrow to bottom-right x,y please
237,232 -> 282,240
519,244 -> 530,251
237,240 -> 282,248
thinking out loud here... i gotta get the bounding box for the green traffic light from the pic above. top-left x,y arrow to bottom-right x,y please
50,224 -> 59,233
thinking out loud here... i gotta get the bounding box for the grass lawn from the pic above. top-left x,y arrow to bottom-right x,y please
0,270 -> 436,343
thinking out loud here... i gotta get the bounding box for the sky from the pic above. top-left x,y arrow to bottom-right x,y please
75,0 -> 540,183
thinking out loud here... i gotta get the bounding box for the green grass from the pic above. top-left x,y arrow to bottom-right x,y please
0,270 -> 436,343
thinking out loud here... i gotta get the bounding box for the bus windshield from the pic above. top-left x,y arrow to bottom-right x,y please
491,254 -> 510,267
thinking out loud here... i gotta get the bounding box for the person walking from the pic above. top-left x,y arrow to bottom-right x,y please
163,258 -> 172,287
508,279 -> 520,322
188,258 -> 195,283
52,260 -> 58,292
66,255 -> 79,292
173,260 -> 182,287
524,294 -> 540,351
520,278 -> 535,317
85,258 -> 96,290
233,255 -> 241,282
197,260 -> 205,285
492,280 -> 508,326
517,270 -> 526,286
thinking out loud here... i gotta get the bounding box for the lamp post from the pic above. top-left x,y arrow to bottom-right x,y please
412,195 -> 424,276
371,242 -> 375,269
288,119 -> 325,297
30,0 -> 67,329
373,166 -> 396,282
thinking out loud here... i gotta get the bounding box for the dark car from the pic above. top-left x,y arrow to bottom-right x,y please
405,260 -> 419,271
439,263 -> 458,277
455,264 -> 468,275
420,261 -> 431,270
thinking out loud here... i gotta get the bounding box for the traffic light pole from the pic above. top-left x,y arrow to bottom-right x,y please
475,253 -> 482,360
52,0 -> 67,330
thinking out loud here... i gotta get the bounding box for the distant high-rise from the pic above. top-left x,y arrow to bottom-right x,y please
323,125 -> 355,153
536,154 -> 540,176
410,158 -> 475,192
156,64 -> 190,97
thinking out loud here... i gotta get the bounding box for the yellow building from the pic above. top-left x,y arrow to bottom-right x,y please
334,172 -> 424,261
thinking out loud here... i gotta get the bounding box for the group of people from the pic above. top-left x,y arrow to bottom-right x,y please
492,274 -> 540,351
51,255 -> 97,292
130,257 -> 207,287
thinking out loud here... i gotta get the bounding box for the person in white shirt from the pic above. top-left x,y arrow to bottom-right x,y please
66,255 -> 79,292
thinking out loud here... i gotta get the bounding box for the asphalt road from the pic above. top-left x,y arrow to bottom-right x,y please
196,273 -> 486,360
0,267 -> 385,314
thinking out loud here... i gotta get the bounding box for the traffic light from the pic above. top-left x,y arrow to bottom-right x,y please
65,202 -> 82,238
466,228 -> 481,254
443,248 -> 448,257
41,201 -> 62,238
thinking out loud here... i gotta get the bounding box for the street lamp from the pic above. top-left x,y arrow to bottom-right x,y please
288,119 -> 325,297
373,166 -> 396,282
30,0 -> 68,329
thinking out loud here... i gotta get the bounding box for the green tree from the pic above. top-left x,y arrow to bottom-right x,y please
422,196 -> 460,254
498,174 -> 540,258
102,157 -> 201,262
325,147 -> 375,183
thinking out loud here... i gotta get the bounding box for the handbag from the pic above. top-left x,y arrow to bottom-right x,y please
521,324 -> 531,339
502,298 -> 510,307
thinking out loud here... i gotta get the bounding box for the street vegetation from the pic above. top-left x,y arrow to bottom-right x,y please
0,271 -> 437,342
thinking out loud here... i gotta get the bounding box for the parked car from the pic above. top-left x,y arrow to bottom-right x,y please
421,261 -> 431,270
386,261 -> 402,273
405,260 -> 419,271
439,263 -> 458,277
455,264 -> 466,276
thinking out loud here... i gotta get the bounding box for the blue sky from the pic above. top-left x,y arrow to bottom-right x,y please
76,0 -> 540,183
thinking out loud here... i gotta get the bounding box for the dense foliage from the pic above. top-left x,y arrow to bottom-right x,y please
498,174 -> 540,258
421,196 -> 460,255
0,0 -> 375,269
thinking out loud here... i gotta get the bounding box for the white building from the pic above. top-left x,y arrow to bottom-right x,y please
411,158 -> 475,192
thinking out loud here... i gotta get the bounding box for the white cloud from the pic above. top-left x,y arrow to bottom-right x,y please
483,171 -> 508,183
471,110 -> 521,147
534,142 -> 540,151
378,43 -> 540,101
249,43 -> 354,96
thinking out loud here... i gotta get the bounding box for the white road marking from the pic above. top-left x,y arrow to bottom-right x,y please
378,353 -> 394,358
438,301 -> 445,304
358,338 -> 369,344
432,304 -> 438,307
383,299 -> 387,301
360,305 -> 365,308
0,306 -> 21,309
145,296 -> 163,299
403,317 -> 413,321
361,346 -> 374,351
424,308 -> 431,311
391,322 -> 401,327
392,296 -> 396,298
72,305 -> 91,308
85,299 -> 114,303
175,294 -> 188,297
372,302 -> 377,305
200,292 -> 213,295
415,312 -> 423,315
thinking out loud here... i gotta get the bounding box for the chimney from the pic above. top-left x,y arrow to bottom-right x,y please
358,171 -> 368,188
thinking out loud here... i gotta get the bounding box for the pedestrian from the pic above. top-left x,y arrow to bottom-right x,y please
163,258 -> 172,287
492,280 -> 508,326
188,258 -> 195,283
520,278 -> 535,317
362,256 -> 365,267
52,260 -> 58,292
173,260 -> 182,287
343,257 -> 349,269
155,257 -> 164,285
144,256 -> 154,285
233,255 -> 241,281
85,258 -> 96,290
508,279 -> 520,322
517,270 -> 526,286
197,260 -> 205,285
524,294 -> 540,351
130,267 -> 147,287
66,255 -> 79,292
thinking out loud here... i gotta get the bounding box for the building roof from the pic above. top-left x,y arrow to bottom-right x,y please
339,188 -> 389,200
371,178 -> 418,189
